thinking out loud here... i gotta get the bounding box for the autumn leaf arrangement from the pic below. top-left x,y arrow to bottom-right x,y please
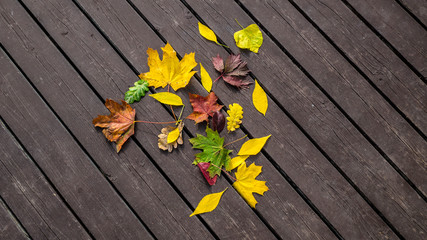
93,21 -> 270,216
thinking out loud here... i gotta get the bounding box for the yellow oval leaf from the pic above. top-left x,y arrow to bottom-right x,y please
167,127 -> 180,144
150,92 -> 183,106
190,188 -> 228,217
237,135 -> 271,156
198,22 -> 218,44
226,155 -> 249,171
200,63 -> 212,92
252,80 -> 268,115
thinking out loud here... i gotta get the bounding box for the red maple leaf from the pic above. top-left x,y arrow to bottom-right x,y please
187,92 -> 223,124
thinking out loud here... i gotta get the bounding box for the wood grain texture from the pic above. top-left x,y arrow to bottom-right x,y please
269,0 -> 427,196
234,0 -> 427,238
31,0 -> 327,238
75,0 -> 404,238
290,0 -> 427,135
398,0 -> 427,26
15,0 -> 216,238
4,0 -> 276,238
0,119 -> 92,239
0,198 -> 30,240
0,21 -> 153,240
346,0 -> 427,77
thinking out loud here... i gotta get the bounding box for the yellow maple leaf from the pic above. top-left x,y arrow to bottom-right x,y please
190,188 -> 228,217
233,163 -> 268,208
139,43 -> 197,91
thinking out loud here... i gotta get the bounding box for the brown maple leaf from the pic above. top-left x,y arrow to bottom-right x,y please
212,54 -> 252,88
187,92 -> 223,124
93,99 -> 135,153
158,122 -> 184,152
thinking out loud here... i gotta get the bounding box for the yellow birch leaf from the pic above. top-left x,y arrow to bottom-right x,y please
234,22 -> 263,53
200,63 -> 212,92
226,155 -> 249,171
198,22 -> 218,44
150,92 -> 183,106
190,188 -> 228,217
233,163 -> 268,208
252,80 -> 268,115
167,127 -> 180,144
238,135 -> 271,156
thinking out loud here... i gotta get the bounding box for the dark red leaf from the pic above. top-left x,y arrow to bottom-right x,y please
198,162 -> 218,185
211,111 -> 225,133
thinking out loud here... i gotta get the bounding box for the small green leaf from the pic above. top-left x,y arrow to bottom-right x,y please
125,79 -> 149,103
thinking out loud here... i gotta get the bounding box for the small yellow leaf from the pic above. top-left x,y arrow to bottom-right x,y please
238,135 -> 271,156
190,188 -> 228,217
167,127 -> 180,143
226,103 -> 243,132
226,155 -> 249,171
150,92 -> 183,106
252,80 -> 268,115
233,163 -> 268,208
200,63 -> 212,92
198,22 -> 218,44
234,22 -> 263,53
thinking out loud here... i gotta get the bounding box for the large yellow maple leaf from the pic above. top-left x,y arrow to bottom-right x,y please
232,162 -> 268,208
139,43 -> 197,91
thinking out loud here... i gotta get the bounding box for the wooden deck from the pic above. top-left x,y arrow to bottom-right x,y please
0,0 -> 426,239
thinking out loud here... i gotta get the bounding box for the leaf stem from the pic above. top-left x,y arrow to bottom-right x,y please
167,86 -> 178,121
177,105 -> 185,124
214,74 -> 223,82
235,18 -> 244,29
134,120 -> 181,124
224,135 -> 248,147
216,42 -> 229,48
210,163 -> 237,181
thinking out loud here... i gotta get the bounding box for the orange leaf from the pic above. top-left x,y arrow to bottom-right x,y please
93,99 -> 135,153
187,92 -> 223,124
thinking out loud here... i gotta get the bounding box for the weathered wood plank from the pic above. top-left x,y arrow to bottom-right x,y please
346,0 -> 427,77
231,0 -> 427,238
130,0 -> 426,238
0,198 -> 30,240
281,0 -> 427,136
74,0 -> 403,238
2,0 -> 276,238
0,119 -> 92,239
398,0 -> 427,26
23,0 -> 326,238
0,43 -> 153,240
289,0 -> 427,196
0,1 -> 215,239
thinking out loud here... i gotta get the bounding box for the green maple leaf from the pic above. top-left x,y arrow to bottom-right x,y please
190,127 -> 232,178
124,79 -> 149,104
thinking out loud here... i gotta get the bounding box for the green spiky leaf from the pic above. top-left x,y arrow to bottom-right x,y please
190,127 -> 232,178
125,79 -> 149,103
